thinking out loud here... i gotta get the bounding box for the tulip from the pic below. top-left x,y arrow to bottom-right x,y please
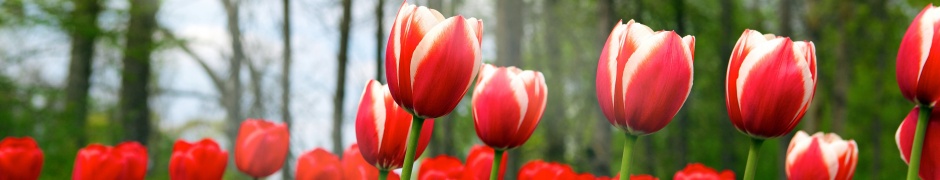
471,64 -> 546,180
724,29 -> 816,180
72,142 -> 148,180
897,107 -> 940,179
595,19 -> 694,180
518,160 -> 577,180
0,137 -> 43,180
385,1 -> 483,178
896,5 -> 940,179
170,139 -> 228,180
296,148 -> 342,180
234,119 -> 289,179
342,144 -> 378,180
673,163 -> 735,180
463,145 -> 508,180
419,155 -> 464,180
785,131 -> 858,180
355,80 -> 435,180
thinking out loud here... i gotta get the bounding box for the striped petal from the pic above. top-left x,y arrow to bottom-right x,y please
735,38 -> 813,138
410,16 -> 482,118
726,29 -> 769,131
896,107 -> 940,179
355,80 -> 435,170
898,5 -> 940,105
619,31 -> 693,134
472,64 -> 528,149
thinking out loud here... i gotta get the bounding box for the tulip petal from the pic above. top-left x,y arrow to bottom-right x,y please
596,20 -> 626,126
735,38 -> 812,137
898,6 -> 940,103
619,31 -> 693,134
726,30 -> 769,131
896,107 -> 940,179
786,139 -> 834,179
511,70 -> 547,147
409,16 -> 482,118
919,18 -> 940,107
472,65 -> 528,149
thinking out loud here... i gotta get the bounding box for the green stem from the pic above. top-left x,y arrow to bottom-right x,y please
490,149 -> 505,180
400,114 -> 425,180
619,133 -> 637,180
743,138 -> 765,180
907,105 -> 932,180
379,170 -> 389,180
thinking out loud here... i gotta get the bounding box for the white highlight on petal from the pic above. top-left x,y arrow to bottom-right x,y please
792,41 -> 815,122
472,64 -> 499,126
787,131 -> 858,180
606,23 -> 627,106
917,6 -> 940,82
509,69 -> 530,131
736,38 -> 787,104
896,122 -> 909,163
373,84 -> 390,150
621,32 -> 671,104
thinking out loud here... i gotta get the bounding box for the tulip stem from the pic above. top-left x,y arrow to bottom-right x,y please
907,105 -> 932,180
401,114 -> 425,180
744,138 -> 765,180
379,170 -> 389,180
490,149 -> 504,180
619,133 -> 637,180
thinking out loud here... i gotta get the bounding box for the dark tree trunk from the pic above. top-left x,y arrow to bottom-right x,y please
717,0 -> 738,170
334,0 -> 353,155
375,0 -> 385,82
221,0 -> 246,151
496,0 -> 523,66
63,0 -> 101,148
281,0 -> 293,178
119,0 -> 160,145
672,0 -> 689,171
591,0 -> 615,175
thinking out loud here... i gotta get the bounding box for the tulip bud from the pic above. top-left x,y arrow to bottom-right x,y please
673,163 -> 735,180
725,29 -> 817,138
72,142 -> 148,180
897,107 -> 940,179
385,1 -> 484,119
0,137 -> 43,180
785,131 -> 858,180
595,19 -> 695,135
355,80 -> 434,170
418,155 -> 464,180
234,119 -> 289,178
170,138 -> 228,180
897,4 -> 940,107
296,148 -> 342,180
472,64 -> 547,150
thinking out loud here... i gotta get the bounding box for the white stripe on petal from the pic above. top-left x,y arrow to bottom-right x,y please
374,84 -> 390,150
607,23 -> 626,107
510,71 -> 529,131
736,38 -> 786,104
917,7 -> 940,83
622,32 -> 671,102
792,41 -> 815,122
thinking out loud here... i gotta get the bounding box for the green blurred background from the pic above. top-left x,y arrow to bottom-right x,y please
0,0 -> 932,179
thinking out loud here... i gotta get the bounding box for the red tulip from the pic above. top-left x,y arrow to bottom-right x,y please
0,137 -> 43,180
170,139 -> 228,180
897,107 -> 940,179
464,145 -> 508,180
234,119 -> 289,178
72,142 -> 148,180
356,80 -> 435,170
471,64 -> 547,149
518,160 -> 577,180
673,163 -> 734,180
897,4 -> 940,106
725,29 -> 817,138
296,148 -> 342,180
786,131 -> 857,180
385,1 -> 483,119
342,144 -> 379,179
418,155 -> 464,180
595,20 -> 695,135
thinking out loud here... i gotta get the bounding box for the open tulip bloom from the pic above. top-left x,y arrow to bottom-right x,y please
595,19 -> 694,180
725,29 -> 816,180
471,64 -> 547,180
384,0 -> 483,179
896,4 -> 940,179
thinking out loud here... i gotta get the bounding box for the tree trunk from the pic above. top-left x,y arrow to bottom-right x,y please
496,0 -> 523,66
334,0 -> 353,155
717,0 -> 738,170
221,0 -> 246,148
869,0 -> 889,177
541,0 -> 566,163
375,0 -> 385,82
281,0 -> 293,178
591,0 -> 615,175
63,0 -> 101,149
832,1 -> 851,134
119,0 -> 160,145
672,0 -> 688,171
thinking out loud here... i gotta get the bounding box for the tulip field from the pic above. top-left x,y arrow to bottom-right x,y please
1,0 -> 939,179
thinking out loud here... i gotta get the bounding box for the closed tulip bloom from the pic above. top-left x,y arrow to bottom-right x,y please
356,80 -> 434,170
897,5 -> 940,106
72,142 -> 149,180
0,137 -> 43,180
418,155 -> 464,180
897,107 -> 940,179
518,160 -> 577,180
725,29 -> 817,138
170,139 -> 228,180
673,163 -> 734,180
342,144 -> 378,179
464,145 -> 508,180
296,148 -> 342,180
786,131 -> 858,180
235,119 -> 289,178
595,20 -> 695,135
385,1 -> 483,119
472,64 -> 547,149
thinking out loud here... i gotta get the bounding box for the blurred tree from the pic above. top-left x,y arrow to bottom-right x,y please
119,0 -> 160,145
281,0 -> 294,178
334,0 -> 353,155
63,0 -> 101,149
375,0 -> 385,82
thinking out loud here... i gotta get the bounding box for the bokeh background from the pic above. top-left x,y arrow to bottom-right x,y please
0,0 -> 932,179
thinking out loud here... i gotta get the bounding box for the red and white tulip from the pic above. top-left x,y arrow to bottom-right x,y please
897,4 -> 940,107
385,1 -> 483,119
595,19 -> 695,135
897,106 -> 940,179
725,29 -> 816,138
355,80 -> 435,170
786,131 -> 858,180
472,64 -> 547,150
